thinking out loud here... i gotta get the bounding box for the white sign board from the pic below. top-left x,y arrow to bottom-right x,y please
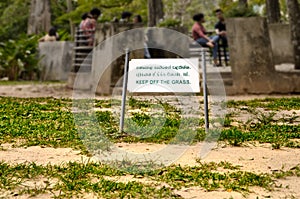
128,58 -> 200,93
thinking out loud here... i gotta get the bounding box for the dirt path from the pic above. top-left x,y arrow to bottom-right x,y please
0,82 -> 298,100
1,142 -> 300,198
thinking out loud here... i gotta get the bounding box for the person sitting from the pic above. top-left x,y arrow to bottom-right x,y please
192,13 -> 219,66
81,8 -> 101,46
133,15 -> 142,23
120,11 -> 132,23
39,27 -> 59,42
79,12 -> 90,30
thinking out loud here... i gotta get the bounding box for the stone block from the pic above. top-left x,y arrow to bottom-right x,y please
226,17 -> 300,94
39,41 -> 73,81
269,23 -> 294,64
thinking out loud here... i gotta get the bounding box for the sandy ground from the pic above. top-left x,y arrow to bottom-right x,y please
2,142 -> 300,174
0,82 -> 300,199
1,143 -> 300,199
0,82 -> 298,100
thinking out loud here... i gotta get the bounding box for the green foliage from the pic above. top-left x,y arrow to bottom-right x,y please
227,97 -> 300,110
1,95 -> 300,197
0,34 -> 40,80
50,0 -> 69,26
0,161 -> 178,198
0,0 -> 289,43
1,96 -> 300,150
221,97 -> 300,148
0,97 -> 85,151
128,97 -> 151,109
218,0 -> 264,18
279,0 -> 289,22
158,19 -> 182,28
56,0 -> 146,26
153,163 -> 273,192
225,3 -> 259,17
0,0 -> 31,41
4,160 -> 300,198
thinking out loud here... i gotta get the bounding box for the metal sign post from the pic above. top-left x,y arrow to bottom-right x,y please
120,48 -> 130,133
201,48 -> 209,133
120,48 -> 208,133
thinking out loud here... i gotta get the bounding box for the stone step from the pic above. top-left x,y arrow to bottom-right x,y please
75,52 -> 92,56
74,46 -> 93,50
201,71 -> 232,79
73,58 -> 93,63
205,79 -> 233,86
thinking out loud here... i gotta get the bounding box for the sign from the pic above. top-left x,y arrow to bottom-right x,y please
128,58 -> 200,93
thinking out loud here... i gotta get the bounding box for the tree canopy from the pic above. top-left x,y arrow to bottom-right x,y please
0,0 -> 31,40
0,0 -> 297,41
0,0 -> 299,80
0,0 -> 296,74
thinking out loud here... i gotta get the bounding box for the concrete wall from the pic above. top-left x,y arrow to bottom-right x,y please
226,17 -> 300,94
91,24 -> 191,95
39,41 -> 73,81
69,19 -> 299,95
92,23 -> 145,95
146,27 -> 190,58
268,23 -> 294,64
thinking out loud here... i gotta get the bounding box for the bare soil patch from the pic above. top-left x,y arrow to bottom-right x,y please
1,142 -> 300,198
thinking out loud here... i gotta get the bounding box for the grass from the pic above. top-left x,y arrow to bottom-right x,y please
0,97 -> 85,152
227,97 -> 300,111
0,161 -> 178,198
1,160 -> 299,198
0,95 -> 300,197
0,96 -> 300,150
2,160 -> 297,198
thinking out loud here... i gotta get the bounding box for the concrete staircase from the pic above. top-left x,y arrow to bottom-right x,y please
67,28 -> 93,90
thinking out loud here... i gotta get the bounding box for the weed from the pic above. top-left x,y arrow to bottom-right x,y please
2,161 -> 300,198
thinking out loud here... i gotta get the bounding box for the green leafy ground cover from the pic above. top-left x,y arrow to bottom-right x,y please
0,96 -> 299,149
1,160 -> 299,198
0,96 -> 299,198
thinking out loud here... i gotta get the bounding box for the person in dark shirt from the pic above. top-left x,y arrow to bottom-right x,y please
215,9 -> 227,46
120,11 -> 132,23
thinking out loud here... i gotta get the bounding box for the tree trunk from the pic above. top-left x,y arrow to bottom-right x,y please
155,0 -> 164,23
266,0 -> 281,23
66,0 -> 74,38
287,0 -> 300,69
148,0 -> 164,27
27,0 -> 51,35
